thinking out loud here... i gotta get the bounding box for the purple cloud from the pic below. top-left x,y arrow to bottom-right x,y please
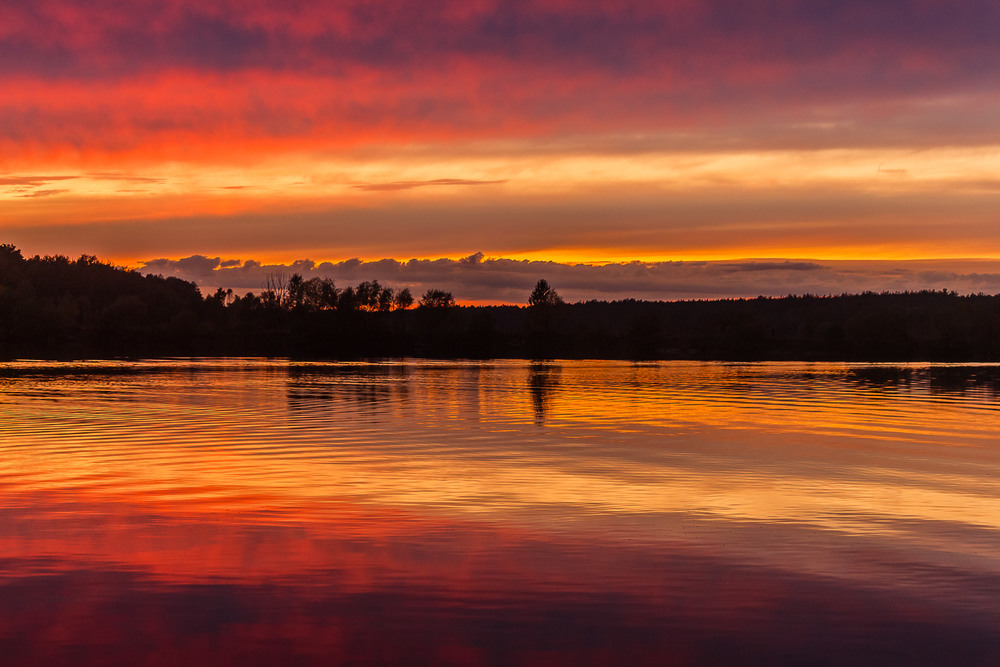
138,254 -> 1000,304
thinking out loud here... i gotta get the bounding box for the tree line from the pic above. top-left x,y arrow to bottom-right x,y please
3,244 -> 1000,361
209,274 -> 454,313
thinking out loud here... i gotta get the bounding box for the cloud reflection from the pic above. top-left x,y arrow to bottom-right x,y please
3,360 -> 1000,663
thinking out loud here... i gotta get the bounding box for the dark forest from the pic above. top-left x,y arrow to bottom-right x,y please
3,244 -> 1000,361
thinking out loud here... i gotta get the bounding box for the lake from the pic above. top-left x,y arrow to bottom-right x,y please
1,359 -> 999,665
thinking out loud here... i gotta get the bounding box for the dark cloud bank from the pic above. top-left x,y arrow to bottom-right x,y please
7,0 -> 1000,152
140,253 -> 1000,304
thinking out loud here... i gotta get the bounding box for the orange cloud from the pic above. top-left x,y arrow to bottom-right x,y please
3,0 -> 1000,272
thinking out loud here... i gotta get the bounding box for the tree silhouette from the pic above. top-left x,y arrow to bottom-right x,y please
526,279 -> 563,357
262,271 -> 287,310
394,288 -> 414,310
338,285 -> 357,311
377,286 -> 395,312
528,279 -> 563,307
5,243 -> 1000,362
419,289 -> 454,308
0,243 -> 22,262
355,280 -> 381,311
286,273 -> 306,310
302,277 -> 337,311
209,287 -> 235,307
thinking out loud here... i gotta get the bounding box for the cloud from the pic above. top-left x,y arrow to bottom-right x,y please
352,179 -> 508,192
8,178 -> 1000,269
0,173 -> 164,200
137,254 -> 1000,304
143,254 -> 222,279
6,0 -> 999,85
0,175 -> 76,186
3,0 -> 1000,162
4,0 -> 1000,272
717,262 -> 823,273
15,188 -> 69,198
85,172 -> 166,183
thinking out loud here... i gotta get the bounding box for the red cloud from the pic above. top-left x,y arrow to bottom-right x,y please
2,0 -> 999,166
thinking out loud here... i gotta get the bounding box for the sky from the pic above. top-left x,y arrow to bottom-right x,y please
3,0 -> 1000,302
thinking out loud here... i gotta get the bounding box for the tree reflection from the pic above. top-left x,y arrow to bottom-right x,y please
286,365 -> 409,420
528,363 -> 560,426
845,366 -> 1000,398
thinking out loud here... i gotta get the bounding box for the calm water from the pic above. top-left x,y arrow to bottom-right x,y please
1,359 -> 999,665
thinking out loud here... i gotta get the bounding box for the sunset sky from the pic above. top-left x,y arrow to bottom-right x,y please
3,0 -> 1000,301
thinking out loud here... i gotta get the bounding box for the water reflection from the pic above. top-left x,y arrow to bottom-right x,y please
286,364 -> 410,420
845,364 -> 1000,397
847,365 -> 916,389
528,362 -> 560,425
1,359 -> 1000,664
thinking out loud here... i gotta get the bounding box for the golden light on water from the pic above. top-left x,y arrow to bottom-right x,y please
3,360 -> 1000,662
3,360 -> 999,536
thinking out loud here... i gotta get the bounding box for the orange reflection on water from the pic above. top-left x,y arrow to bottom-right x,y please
2,360 -> 1000,664
2,361 -> 999,537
